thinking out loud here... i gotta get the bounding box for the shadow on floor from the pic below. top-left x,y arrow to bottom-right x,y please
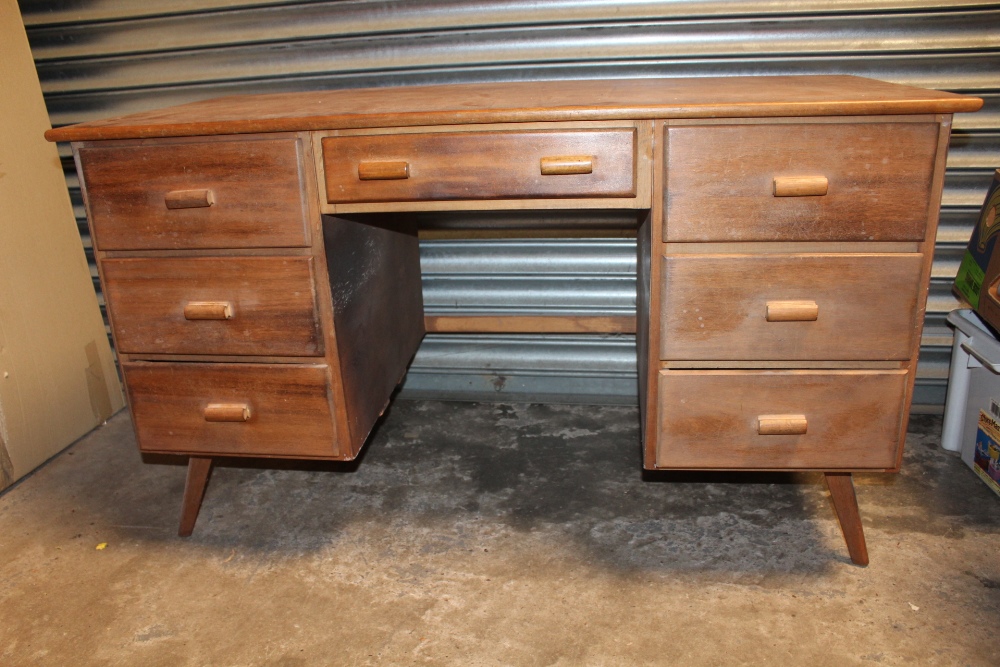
28,400 -> 882,574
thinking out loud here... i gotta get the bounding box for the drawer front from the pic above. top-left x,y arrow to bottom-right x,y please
664,121 -> 940,242
103,256 -> 323,357
322,129 -> 636,203
656,369 -> 908,469
123,362 -> 339,457
79,138 -> 310,250
659,253 -> 924,361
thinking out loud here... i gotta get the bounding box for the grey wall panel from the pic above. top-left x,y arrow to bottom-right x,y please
420,239 -> 636,317
31,11 -> 999,95
21,1 -> 992,35
20,0 -> 1000,409
398,333 -> 640,405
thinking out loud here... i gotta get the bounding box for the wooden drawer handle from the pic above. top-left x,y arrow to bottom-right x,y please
204,403 -> 251,422
165,189 -> 215,209
183,301 -> 233,320
540,155 -> 594,175
358,161 -> 410,180
773,176 -> 828,197
766,300 -> 818,322
757,414 -> 808,436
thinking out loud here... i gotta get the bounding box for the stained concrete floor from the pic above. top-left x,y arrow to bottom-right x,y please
0,401 -> 998,666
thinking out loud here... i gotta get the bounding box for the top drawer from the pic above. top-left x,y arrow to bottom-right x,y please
664,120 -> 941,242
322,129 -> 636,204
79,137 -> 310,250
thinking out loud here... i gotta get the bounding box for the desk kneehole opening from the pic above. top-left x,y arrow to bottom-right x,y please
757,414 -> 808,436
204,403 -> 252,423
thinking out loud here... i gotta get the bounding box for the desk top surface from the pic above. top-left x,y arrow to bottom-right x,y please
46,75 -> 982,143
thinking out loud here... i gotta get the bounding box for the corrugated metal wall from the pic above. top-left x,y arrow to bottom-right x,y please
20,0 -> 1000,409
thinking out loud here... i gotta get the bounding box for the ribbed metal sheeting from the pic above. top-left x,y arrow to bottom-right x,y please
21,0 -> 1000,409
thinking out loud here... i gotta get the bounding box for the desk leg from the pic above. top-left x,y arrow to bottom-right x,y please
178,456 -> 213,537
825,472 -> 869,566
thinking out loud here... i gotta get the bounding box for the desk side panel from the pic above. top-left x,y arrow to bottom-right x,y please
323,216 -> 425,457
642,121 -> 666,468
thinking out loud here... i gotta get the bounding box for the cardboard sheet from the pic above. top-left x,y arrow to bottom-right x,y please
0,0 -> 124,490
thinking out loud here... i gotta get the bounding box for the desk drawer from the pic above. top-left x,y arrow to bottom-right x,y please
322,129 -> 636,203
103,256 -> 323,357
659,253 -> 923,361
123,362 -> 339,457
656,369 -> 908,469
664,121 -> 940,241
79,137 -> 310,250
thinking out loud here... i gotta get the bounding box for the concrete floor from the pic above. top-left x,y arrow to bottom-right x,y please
0,401 -> 998,666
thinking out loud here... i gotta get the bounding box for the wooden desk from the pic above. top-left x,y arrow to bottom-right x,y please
47,76 -> 982,565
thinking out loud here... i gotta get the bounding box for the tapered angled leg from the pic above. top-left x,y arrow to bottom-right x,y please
178,456 -> 213,537
825,472 -> 869,566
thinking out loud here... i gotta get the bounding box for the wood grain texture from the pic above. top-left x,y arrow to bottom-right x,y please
315,120 -> 654,213
664,121 -> 940,242
663,241 -> 919,254
655,369 -> 908,470
79,136 -> 310,250
178,456 -> 212,537
323,129 -> 636,203
325,196 -> 646,214
123,362 -> 340,458
659,253 -> 924,361
891,116 -> 955,471
660,360 -> 905,370
825,472 -> 870,566
323,216 -> 425,456
296,130 -> 355,456
424,315 -> 635,334
640,121 -> 666,469
46,76 -> 982,142
102,256 -> 324,357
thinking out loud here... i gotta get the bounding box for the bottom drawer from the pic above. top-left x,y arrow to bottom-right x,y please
656,369 -> 908,470
123,362 -> 340,458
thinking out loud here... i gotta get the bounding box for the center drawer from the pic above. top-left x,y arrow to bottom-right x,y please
322,129 -> 636,203
660,252 -> 924,361
656,369 -> 908,470
103,256 -> 323,357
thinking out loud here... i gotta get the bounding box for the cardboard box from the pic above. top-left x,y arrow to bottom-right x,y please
972,410 -> 1000,498
954,168 -> 1000,330
0,1 -> 124,491
941,309 -> 1000,498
